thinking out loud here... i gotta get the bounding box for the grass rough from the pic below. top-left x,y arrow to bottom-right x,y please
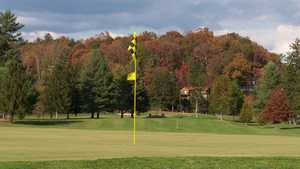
0,157 -> 300,169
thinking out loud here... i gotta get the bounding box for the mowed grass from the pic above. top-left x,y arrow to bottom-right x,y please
1,114 -> 300,169
1,157 -> 300,169
1,126 -> 300,161
2,114 -> 300,136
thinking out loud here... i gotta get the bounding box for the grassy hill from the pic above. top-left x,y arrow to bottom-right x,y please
2,113 -> 300,136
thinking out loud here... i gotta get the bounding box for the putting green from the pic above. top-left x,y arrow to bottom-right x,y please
1,127 -> 300,161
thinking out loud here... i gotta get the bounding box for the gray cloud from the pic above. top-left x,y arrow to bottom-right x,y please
1,0 -> 300,53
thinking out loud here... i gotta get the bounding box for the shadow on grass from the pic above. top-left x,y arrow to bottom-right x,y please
280,126 -> 300,130
15,120 -> 83,126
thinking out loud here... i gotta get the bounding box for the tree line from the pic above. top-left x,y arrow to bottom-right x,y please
0,10 -> 299,124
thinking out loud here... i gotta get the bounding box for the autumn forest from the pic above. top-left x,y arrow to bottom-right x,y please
0,10 -> 299,124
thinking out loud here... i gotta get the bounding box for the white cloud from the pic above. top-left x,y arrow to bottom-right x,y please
273,25 -> 300,53
22,31 -> 64,41
215,24 -> 300,54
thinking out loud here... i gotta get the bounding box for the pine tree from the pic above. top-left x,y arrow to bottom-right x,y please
283,39 -> 300,116
148,68 -> 178,111
44,55 -> 72,119
209,75 -> 243,120
0,67 -> 7,117
262,86 -> 295,123
0,10 -> 24,64
115,72 -> 133,117
80,49 -> 116,118
136,78 -> 149,113
69,64 -> 81,116
229,80 -> 244,117
93,54 -> 116,118
0,54 -> 33,122
253,62 -> 281,113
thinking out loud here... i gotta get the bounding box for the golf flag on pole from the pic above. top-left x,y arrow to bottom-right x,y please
127,72 -> 136,81
128,32 -> 137,144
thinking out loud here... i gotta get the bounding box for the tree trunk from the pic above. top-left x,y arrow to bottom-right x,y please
131,112 -> 134,118
91,112 -> 94,119
55,111 -> 58,119
121,112 -> 124,118
9,112 -> 14,123
67,112 -> 70,119
220,113 -> 223,120
97,113 -> 100,119
293,118 -> 297,125
194,100 -> 198,118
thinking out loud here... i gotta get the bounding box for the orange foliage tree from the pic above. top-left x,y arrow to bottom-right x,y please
224,53 -> 252,81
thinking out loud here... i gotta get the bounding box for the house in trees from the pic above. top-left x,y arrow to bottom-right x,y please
179,87 -> 194,112
240,79 -> 256,94
179,86 -> 209,112
240,68 -> 263,94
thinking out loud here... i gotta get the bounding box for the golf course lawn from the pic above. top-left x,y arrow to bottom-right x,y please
2,114 -> 300,136
1,115 -> 300,168
1,157 -> 300,169
1,126 -> 300,161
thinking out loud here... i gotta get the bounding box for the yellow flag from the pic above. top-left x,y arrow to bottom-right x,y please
131,39 -> 136,46
127,72 -> 136,81
128,45 -> 136,52
132,53 -> 136,61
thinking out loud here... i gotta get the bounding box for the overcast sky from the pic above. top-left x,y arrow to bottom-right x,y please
1,0 -> 300,54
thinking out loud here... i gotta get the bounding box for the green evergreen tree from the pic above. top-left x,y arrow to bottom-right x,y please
283,39 -> 300,116
0,54 -> 33,122
209,75 -> 243,120
149,69 -> 178,111
115,72 -> 133,117
230,80 -> 244,117
44,55 -> 72,119
253,62 -> 281,113
69,64 -> 81,116
80,49 -> 116,118
0,67 -> 7,116
0,10 -> 24,64
136,78 -> 149,114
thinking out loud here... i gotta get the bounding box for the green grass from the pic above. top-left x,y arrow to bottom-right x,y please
1,157 -> 300,169
1,127 -> 300,161
2,113 -> 300,137
1,113 -> 300,168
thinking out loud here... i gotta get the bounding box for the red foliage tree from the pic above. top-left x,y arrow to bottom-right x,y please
176,63 -> 189,88
262,86 -> 295,123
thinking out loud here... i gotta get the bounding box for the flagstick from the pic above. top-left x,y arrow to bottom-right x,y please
128,32 -> 137,145
133,56 -> 137,145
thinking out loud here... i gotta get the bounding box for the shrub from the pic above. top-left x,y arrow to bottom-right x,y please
240,101 -> 253,123
147,113 -> 166,118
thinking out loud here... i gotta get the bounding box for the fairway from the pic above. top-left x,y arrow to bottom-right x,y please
1,126 -> 300,161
